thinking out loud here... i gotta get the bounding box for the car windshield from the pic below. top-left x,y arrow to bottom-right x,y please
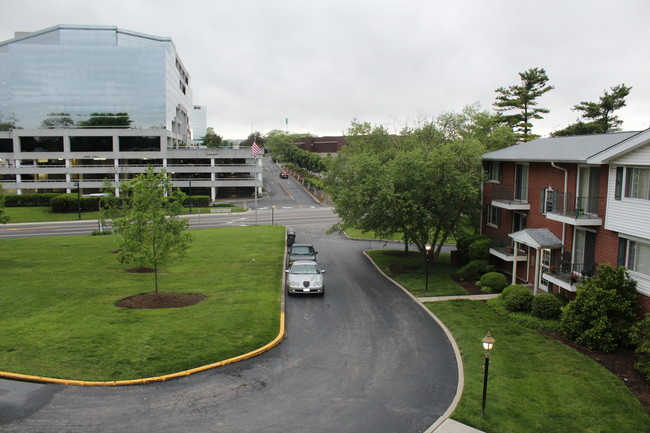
292,246 -> 314,255
291,264 -> 320,274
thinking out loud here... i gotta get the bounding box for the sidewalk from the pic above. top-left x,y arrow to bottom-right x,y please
433,419 -> 485,433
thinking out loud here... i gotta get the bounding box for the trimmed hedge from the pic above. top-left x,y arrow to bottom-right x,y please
501,284 -> 533,312
183,195 -> 210,207
4,193 -> 60,207
479,272 -> 508,293
531,293 -> 563,320
50,194 -> 101,212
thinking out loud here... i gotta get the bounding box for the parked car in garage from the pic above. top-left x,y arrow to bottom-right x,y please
286,260 -> 325,295
287,243 -> 317,267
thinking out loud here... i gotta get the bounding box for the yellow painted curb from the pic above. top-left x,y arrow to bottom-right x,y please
0,312 -> 285,386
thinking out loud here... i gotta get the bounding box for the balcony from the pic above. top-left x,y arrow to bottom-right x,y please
542,258 -> 596,292
488,235 -> 527,262
543,192 -> 602,226
490,184 -> 530,211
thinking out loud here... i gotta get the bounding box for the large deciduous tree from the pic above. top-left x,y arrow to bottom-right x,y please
494,67 -> 554,142
325,112 -> 487,262
552,84 -> 632,136
110,167 -> 191,294
202,127 -> 223,148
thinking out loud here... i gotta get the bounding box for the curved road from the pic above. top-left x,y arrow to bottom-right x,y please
0,160 -> 460,432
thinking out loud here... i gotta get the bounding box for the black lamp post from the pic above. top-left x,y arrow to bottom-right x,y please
188,175 -> 193,214
73,180 -> 81,220
424,242 -> 432,294
481,331 -> 496,417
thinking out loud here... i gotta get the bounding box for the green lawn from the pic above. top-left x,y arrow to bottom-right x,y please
0,226 -> 284,381
3,206 -> 246,223
366,250 -> 467,297
429,301 -> 649,433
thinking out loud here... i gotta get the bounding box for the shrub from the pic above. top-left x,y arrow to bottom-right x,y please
532,293 -> 563,320
633,314 -> 650,381
479,272 -> 508,293
50,194 -> 100,212
468,238 -> 491,261
183,195 -> 210,208
456,234 -> 486,265
501,284 -> 533,312
487,297 -> 561,332
560,264 -> 638,352
457,259 -> 495,281
4,193 -> 60,207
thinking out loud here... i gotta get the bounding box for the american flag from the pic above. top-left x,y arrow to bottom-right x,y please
251,141 -> 262,157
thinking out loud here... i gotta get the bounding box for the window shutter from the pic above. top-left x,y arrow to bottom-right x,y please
615,167 -> 623,200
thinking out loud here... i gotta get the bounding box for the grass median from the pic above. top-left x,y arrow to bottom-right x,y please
367,249 -> 649,432
0,226 -> 284,381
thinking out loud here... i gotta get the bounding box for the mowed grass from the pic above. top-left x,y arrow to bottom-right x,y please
0,226 -> 284,381
366,250 -> 467,297
428,301 -> 649,433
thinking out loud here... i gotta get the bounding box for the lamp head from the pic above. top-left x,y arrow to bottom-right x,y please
482,331 -> 495,352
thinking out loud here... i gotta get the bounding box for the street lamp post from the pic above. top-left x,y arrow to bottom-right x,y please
188,175 -> 193,214
481,331 -> 496,417
272,205 -> 276,225
73,181 -> 81,220
424,243 -> 432,294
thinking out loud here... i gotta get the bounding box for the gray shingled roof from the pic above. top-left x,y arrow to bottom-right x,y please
482,131 -> 641,163
509,229 -> 563,249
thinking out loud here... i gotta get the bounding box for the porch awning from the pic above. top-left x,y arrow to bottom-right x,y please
508,228 -> 563,249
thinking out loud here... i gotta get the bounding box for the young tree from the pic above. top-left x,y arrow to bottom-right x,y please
494,67 -> 554,142
552,84 -> 632,136
111,167 -> 191,294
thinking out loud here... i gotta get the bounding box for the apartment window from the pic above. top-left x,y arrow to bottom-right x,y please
625,167 -> 650,200
487,161 -> 502,182
627,240 -> 650,277
487,205 -> 501,228
514,163 -> 529,201
512,212 -> 527,232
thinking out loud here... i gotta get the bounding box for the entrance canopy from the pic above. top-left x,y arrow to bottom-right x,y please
509,228 -> 563,250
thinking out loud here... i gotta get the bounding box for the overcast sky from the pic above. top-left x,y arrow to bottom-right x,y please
2,0 -> 648,140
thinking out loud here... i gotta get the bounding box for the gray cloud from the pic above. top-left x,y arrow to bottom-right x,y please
2,0 -> 648,139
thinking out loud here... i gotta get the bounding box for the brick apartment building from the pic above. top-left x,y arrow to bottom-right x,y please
482,130 -> 650,314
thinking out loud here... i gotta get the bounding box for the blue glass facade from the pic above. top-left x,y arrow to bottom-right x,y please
0,25 -> 193,142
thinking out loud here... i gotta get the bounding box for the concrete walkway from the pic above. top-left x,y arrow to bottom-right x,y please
417,293 -> 494,433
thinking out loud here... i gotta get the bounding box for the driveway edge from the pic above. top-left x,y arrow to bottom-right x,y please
362,250 -> 464,433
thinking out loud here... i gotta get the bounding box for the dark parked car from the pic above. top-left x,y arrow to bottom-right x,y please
287,243 -> 317,267
286,227 -> 296,247
279,171 -> 289,179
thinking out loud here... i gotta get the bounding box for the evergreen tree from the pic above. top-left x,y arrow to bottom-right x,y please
494,67 -> 554,142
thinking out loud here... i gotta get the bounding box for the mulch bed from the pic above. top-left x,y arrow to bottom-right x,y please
115,292 -> 206,309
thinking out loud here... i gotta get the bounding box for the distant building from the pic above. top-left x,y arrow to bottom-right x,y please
192,105 -> 208,143
0,25 -> 260,200
297,136 -> 348,154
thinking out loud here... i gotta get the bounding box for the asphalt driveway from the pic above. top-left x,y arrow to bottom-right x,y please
0,223 -> 459,433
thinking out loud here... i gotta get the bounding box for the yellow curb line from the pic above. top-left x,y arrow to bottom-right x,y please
0,312 -> 285,386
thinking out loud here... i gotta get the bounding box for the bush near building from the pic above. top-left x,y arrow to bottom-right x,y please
478,271 -> 508,293
560,264 -> 638,352
501,284 -> 533,312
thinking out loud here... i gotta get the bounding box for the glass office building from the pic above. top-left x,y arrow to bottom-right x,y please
0,25 -> 261,199
0,25 -> 192,140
